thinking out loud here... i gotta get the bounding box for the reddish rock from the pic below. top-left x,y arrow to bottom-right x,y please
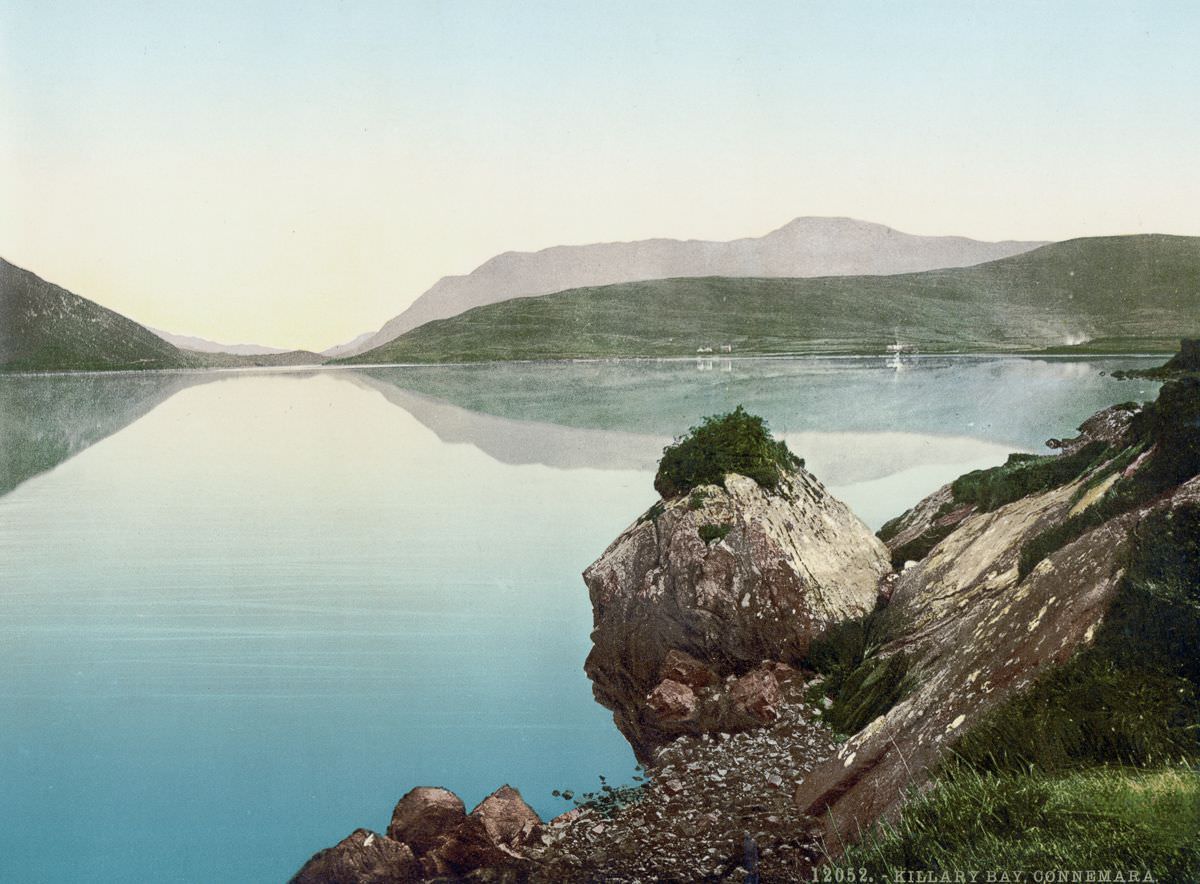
386,787 -> 466,855
289,829 -> 420,884
644,679 -> 699,724
729,668 -> 781,723
762,661 -> 799,686
470,784 -> 543,853
659,649 -> 718,690
297,784 -> 534,883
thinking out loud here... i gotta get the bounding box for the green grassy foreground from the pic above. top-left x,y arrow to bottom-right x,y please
830,766 -> 1200,878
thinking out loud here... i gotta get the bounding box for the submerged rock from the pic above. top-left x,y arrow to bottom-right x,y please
584,468 -> 889,761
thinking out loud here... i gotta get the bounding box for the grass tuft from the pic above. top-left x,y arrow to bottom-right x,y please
828,766 -> 1200,879
806,607 -> 911,735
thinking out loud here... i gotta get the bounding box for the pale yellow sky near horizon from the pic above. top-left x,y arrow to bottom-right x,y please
3,2 -> 1198,352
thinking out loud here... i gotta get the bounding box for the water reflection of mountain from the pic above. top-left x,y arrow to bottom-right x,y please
348,356 -> 1158,451
345,370 -> 1019,488
346,357 -> 1158,477
0,373 -> 217,497
345,372 -> 666,472
0,357 -> 1158,503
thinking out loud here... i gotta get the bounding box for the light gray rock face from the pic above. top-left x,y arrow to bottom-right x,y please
583,469 -> 890,761
342,217 -> 1047,355
794,472 -> 1200,854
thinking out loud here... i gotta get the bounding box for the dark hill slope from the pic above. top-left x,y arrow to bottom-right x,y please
1,259 -> 190,372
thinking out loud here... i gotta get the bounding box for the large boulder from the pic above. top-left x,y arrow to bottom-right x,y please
290,829 -> 420,884
644,679 -> 699,725
386,787 -> 467,855
469,785 -> 542,855
381,785 -> 533,879
584,468 -> 890,760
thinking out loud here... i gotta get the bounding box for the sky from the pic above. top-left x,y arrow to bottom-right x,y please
2,1 -> 1198,351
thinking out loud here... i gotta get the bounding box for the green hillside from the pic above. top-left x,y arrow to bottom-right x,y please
339,235 -> 1200,364
1,259 -> 191,372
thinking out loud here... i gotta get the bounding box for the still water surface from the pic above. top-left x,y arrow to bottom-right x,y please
0,357 -> 1160,882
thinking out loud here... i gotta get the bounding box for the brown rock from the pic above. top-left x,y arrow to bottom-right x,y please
659,648 -> 718,690
763,661 -> 799,686
644,679 -> 698,723
584,469 -> 888,761
289,829 -> 420,884
470,784 -> 543,852
729,668 -> 781,723
386,787 -> 466,855
425,815 -> 513,877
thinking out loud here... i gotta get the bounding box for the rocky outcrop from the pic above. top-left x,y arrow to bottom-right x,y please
293,785 -> 542,883
294,383 -> 1198,882
794,466 -> 1200,854
883,400 -> 1146,570
583,469 -> 889,761
1045,401 -> 1140,454
875,482 -> 974,569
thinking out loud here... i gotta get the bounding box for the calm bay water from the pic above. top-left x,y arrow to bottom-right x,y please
0,357 -> 1161,882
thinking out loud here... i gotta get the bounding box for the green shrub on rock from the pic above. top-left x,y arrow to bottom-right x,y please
950,440 -> 1111,512
697,522 -> 732,544
654,406 -> 802,498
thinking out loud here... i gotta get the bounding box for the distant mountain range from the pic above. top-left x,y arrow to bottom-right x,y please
332,217 -> 1049,356
338,235 -> 1200,364
4,222 -> 1196,374
149,328 -> 291,356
